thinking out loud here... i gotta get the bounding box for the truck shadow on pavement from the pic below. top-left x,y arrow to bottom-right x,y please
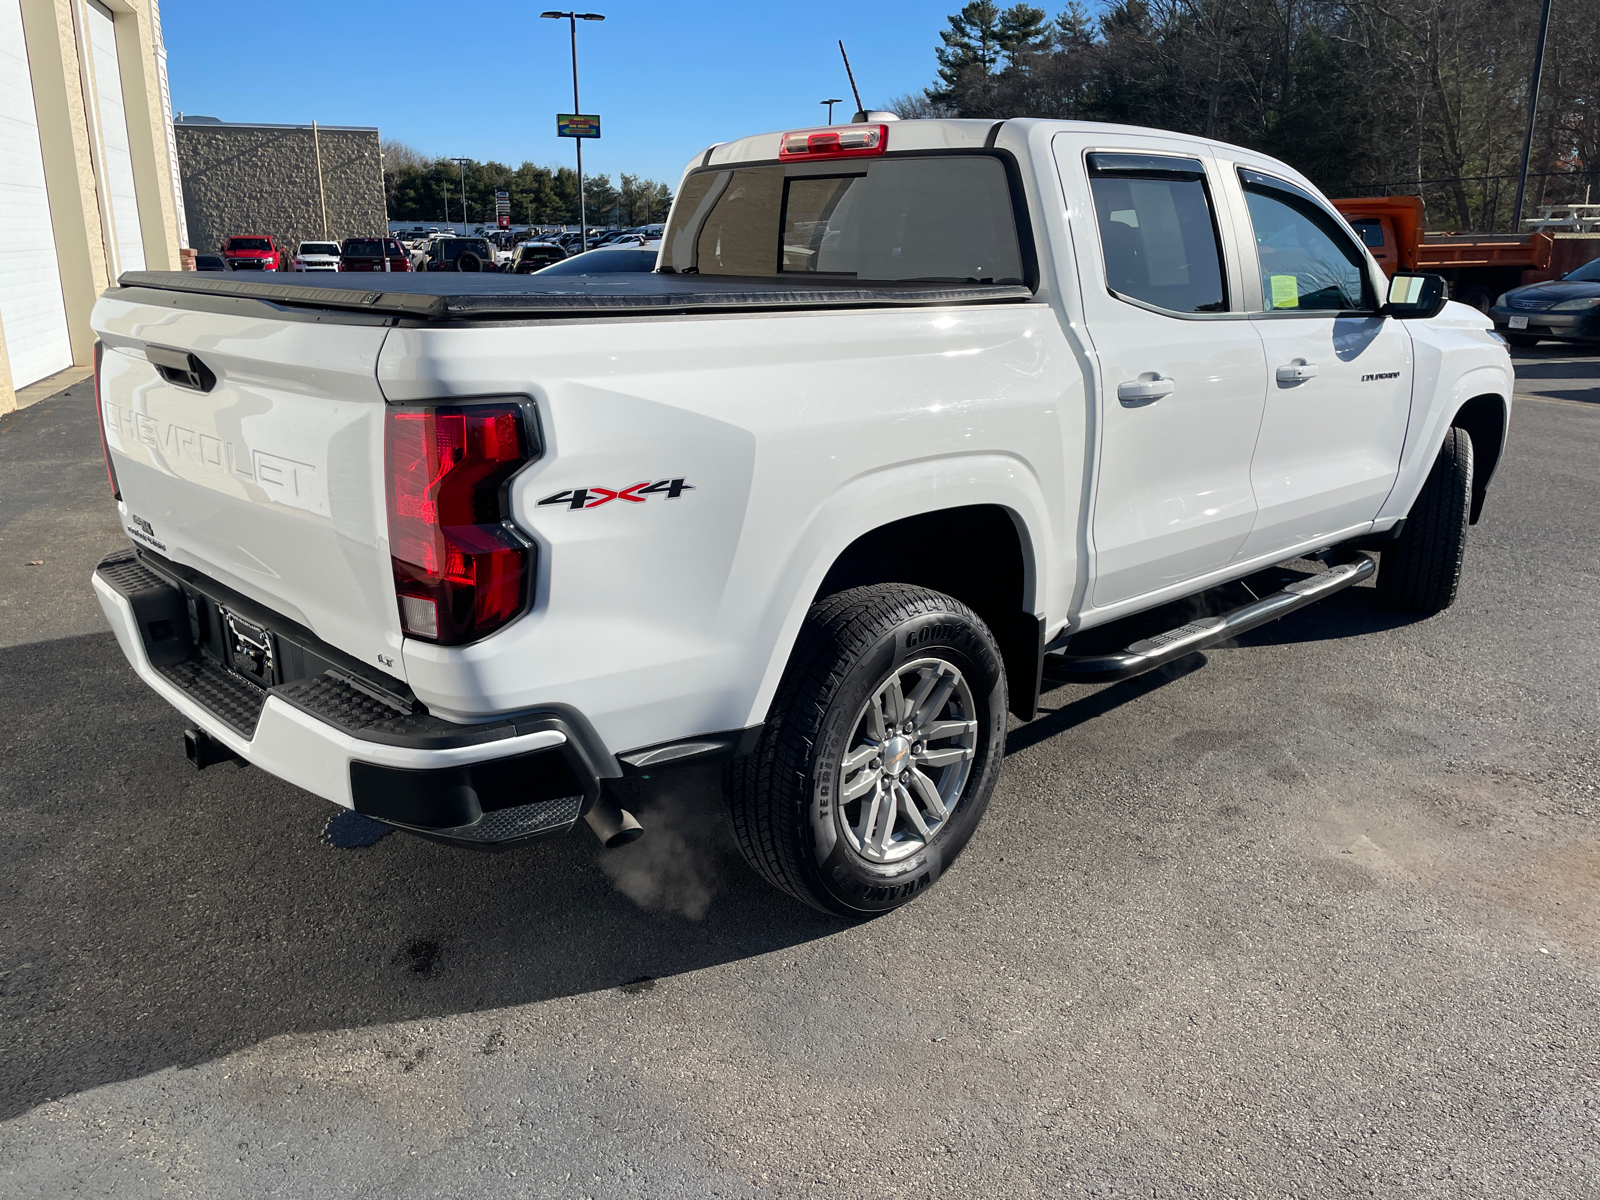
0,631 -> 844,1121
0,585 -> 1423,1120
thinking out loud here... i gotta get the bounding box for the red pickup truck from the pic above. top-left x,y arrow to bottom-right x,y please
221,235 -> 282,271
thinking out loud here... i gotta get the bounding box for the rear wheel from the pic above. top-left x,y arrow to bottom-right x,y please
1377,426 -> 1473,615
728,584 -> 1007,917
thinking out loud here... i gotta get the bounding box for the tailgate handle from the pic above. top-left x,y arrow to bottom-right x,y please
145,344 -> 216,393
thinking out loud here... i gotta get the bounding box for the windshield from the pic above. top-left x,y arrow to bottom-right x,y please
300,243 -> 339,256
343,240 -> 384,256
534,249 -> 658,275
1564,259 -> 1600,283
663,154 -> 1024,284
226,238 -> 272,252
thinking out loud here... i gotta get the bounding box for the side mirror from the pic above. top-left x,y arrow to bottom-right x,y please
1384,272 -> 1448,319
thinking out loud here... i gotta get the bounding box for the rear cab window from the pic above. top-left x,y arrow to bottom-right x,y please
663,153 -> 1028,286
1086,152 -> 1229,315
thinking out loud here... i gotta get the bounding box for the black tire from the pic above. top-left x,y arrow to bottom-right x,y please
728,584 -> 1007,917
1377,426 -> 1473,615
456,251 -> 482,272
1505,332 -> 1540,348
1458,286 -> 1495,315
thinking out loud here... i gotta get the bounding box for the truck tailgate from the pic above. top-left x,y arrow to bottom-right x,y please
92,291 -> 404,675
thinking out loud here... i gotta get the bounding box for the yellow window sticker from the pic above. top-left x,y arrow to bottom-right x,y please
1270,275 -> 1299,308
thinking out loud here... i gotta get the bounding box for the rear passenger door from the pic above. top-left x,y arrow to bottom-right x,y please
1053,134 -> 1268,610
1223,167 -> 1412,561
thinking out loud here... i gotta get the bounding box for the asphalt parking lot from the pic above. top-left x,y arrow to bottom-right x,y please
1,345 -> 1596,1198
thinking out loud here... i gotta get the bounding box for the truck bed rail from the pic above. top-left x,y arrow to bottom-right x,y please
114,270 -> 1035,322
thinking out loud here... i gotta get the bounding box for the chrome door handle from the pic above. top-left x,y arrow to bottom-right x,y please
1116,377 -> 1176,404
1276,361 -> 1319,383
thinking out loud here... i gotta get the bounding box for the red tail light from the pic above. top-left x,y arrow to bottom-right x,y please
385,403 -> 535,645
778,123 -> 889,162
92,341 -> 120,501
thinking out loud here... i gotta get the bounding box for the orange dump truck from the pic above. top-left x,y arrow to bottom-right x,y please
1332,195 -> 1600,313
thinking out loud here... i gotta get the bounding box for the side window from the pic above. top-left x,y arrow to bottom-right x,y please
1087,153 -> 1228,314
1239,170 -> 1371,312
1348,218 -> 1386,250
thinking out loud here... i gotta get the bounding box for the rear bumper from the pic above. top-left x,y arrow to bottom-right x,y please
92,548 -> 602,848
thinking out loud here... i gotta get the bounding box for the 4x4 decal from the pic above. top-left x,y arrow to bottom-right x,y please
538,478 -> 695,510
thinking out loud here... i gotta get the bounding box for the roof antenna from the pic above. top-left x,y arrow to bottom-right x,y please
838,40 -> 864,120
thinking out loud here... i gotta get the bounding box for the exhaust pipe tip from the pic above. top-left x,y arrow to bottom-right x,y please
584,794 -> 644,849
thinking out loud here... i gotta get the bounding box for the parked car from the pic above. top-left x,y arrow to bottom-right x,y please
193,254 -> 229,272
89,117 -> 1512,918
1490,257 -> 1600,347
425,237 -> 496,272
221,235 -> 281,271
487,231 -> 519,269
531,244 -> 659,275
339,237 -> 413,273
293,241 -> 341,272
510,242 -> 568,273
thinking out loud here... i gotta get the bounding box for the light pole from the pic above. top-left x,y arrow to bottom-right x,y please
540,10 -> 604,249
820,98 -> 843,125
1511,0 -> 1554,231
451,157 -> 472,234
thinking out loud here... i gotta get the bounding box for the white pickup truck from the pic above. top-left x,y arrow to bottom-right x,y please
90,117 -> 1512,916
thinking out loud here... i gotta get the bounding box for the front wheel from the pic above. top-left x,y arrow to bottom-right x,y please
728,584 -> 1008,917
1377,426 -> 1473,615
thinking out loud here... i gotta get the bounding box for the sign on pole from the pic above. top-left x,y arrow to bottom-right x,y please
496,190 -> 511,229
557,114 -> 601,139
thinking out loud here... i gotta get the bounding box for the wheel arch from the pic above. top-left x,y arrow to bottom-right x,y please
1452,391 -> 1508,525
743,456 -> 1060,733
814,504 -> 1044,720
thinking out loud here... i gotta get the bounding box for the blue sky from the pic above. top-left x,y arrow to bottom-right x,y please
162,0 -> 979,186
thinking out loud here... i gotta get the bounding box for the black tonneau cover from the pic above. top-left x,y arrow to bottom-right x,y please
115,270 -> 1034,321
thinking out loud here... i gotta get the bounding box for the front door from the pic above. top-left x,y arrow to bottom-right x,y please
1230,168 -> 1412,560
1054,135 -> 1268,610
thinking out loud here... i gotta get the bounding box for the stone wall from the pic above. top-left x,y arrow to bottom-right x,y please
174,123 -> 387,258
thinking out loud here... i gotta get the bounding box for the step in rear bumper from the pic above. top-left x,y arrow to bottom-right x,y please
92,548 -> 600,848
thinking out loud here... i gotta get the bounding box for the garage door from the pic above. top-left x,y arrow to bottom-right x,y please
86,0 -> 145,276
0,0 -> 73,391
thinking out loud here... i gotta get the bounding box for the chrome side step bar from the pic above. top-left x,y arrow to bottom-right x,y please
1044,554 -> 1377,686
